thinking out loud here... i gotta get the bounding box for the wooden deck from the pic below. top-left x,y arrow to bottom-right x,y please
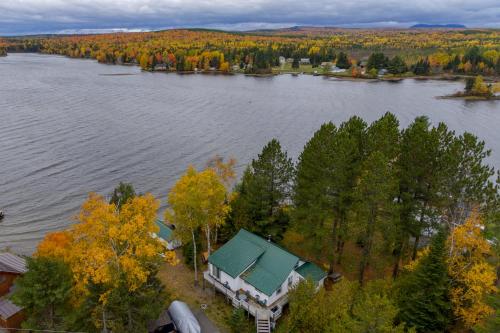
203,270 -> 288,324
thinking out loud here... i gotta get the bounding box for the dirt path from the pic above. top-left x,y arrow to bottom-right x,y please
157,251 -> 232,333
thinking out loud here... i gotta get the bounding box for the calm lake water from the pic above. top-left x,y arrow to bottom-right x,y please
1,53 -> 499,254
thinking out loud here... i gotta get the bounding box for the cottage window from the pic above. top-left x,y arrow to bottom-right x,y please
212,265 -> 221,279
276,287 -> 282,295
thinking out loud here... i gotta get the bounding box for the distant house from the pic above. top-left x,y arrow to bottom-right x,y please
278,56 -> 286,65
378,68 -> 389,76
330,66 -> 346,73
300,58 -> 311,64
153,220 -> 182,251
232,65 -> 240,71
154,64 -> 168,71
286,58 -> 294,63
0,253 -> 27,332
204,229 -> 326,333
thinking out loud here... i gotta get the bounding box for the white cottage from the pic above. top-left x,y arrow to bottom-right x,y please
204,229 -> 326,332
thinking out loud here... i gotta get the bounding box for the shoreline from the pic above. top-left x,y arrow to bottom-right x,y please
4,51 -> 500,83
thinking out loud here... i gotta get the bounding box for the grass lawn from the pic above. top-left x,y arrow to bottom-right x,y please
272,63 -> 322,74
157,251 -> 233,333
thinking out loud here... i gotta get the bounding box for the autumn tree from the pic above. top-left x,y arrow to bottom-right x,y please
166,166 -> 230,284
447,213 -> 497,328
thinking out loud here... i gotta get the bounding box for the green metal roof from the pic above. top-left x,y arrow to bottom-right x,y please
295,262 -> 327,282
156,220 -> 173,241
209,229 -> 300,296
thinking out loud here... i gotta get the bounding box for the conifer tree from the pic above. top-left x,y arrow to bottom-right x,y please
293,122 -> 337,255
397,229 -> 451,332
230,139 -> 294,239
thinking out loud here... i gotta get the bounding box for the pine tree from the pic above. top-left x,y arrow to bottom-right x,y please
356,151 -> 397,284
336,52 -> 350,69
330,116 -> 367,267
12,257 -> 73,330
230,139 -> 294,239
109,182 -> 136,210
397,229 -> 451,332
293,122 -> 337,255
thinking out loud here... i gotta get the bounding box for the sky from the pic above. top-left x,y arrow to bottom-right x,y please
1,0 -> 499,35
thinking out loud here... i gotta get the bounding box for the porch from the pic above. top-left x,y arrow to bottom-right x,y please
203,271 -> 288,322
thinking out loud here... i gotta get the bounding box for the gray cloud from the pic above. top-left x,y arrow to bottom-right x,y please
0,0 -> 499,35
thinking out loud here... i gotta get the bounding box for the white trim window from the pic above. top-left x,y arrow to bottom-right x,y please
212,265 -> 221,279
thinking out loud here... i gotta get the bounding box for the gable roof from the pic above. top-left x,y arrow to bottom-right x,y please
295,262 -> 327,283
0,298 -> 22,320
0,253 -> 27,274
155,220 -> 174,241
209,229 -> 299,296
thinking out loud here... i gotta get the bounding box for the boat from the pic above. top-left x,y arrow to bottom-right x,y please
0,210 -> 4,220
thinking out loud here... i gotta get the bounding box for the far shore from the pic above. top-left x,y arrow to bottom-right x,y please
4,51 -> 500,84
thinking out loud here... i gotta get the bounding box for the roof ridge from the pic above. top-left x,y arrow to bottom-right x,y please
238,229 -> 299,259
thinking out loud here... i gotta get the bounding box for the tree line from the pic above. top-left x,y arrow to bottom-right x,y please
3,29 -> 499,75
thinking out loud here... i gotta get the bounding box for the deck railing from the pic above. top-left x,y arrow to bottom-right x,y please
203,270 -> 287,321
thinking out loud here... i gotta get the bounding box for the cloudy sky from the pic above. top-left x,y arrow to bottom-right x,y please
1,0 -> 499,35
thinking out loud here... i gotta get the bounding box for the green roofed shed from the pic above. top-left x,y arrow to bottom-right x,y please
156,220 -> 173,241
295,262 -> 327,283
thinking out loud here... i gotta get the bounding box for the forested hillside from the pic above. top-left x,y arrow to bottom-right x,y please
2,28 -> 499,75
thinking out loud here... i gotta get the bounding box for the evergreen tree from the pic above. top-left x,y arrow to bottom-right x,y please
292,57 -> 300,69
388,56 -> 408,74
230,139 -> 294,239
110,182 -> 136,210
336,52 -> 350,69
11,257 -> 73,330
367,52 -> 389,70
397,229 -> 451,332
293,122 -> 337,256
356,151 -> 397,284
393,117 -> 447,278
330,116 -> 368,267
412,58 -> 430,75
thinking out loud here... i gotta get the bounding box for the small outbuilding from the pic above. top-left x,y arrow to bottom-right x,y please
0,253 -> 27,332
154,220 -> 182,250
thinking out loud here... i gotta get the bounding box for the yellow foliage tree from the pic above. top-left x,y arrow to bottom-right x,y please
166,165 -> 230,284
447,213 -> 497,327
471,75 -> 492,96
37,193 -> 176,296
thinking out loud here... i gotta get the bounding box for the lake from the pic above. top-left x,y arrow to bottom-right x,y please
1,53 -> 499,254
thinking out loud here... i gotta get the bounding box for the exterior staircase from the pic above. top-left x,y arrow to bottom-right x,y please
256,311 -> 271,333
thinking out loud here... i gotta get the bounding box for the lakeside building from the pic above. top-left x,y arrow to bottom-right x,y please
0,253 -> 27,332
153,220 -> 182,251
203,229 -> 326,333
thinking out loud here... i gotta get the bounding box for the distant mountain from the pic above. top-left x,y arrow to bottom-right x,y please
411,24 -> 466,29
